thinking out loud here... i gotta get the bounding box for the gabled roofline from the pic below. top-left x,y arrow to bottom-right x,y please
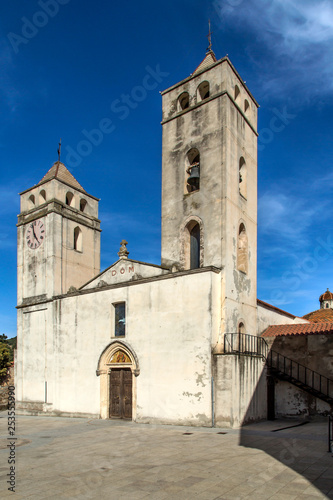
16,266 -> 222,308
257,299 -> 304,320
79,259 -> 170,289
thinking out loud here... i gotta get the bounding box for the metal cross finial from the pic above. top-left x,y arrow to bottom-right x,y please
207,19 -> 213,52
57,138 -> 62,162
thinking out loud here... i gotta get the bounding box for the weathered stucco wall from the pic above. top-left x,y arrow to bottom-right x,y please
213,354 -> 267,428
17,269 -> 221,426
274,380 -> 332,418
266,334 -> 333,380
257,303 -> 308,336
266,334 -> 333,418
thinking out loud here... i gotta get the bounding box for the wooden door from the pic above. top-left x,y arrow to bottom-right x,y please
110,369 -> 132,419
267,374 -> 275,420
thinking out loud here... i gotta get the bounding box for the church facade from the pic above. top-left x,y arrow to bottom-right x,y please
16,51 -> 318,428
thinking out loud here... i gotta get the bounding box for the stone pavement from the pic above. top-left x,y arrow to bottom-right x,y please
0,414 -> 332,499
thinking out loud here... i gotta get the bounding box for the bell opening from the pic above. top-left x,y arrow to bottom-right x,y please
187,163 -> 200,192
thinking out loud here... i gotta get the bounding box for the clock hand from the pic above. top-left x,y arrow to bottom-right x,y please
31,225 -> 38,241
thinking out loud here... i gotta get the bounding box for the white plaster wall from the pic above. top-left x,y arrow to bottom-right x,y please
33,270 -> 220,424
19,308 -> 47,402
214,354 -> 267,428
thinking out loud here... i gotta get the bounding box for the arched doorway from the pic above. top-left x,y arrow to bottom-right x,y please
96,341 -> 140,420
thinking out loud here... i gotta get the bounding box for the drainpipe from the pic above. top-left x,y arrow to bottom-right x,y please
211,376 -> 215,427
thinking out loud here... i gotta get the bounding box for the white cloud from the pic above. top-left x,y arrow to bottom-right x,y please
215,0 -> 333,97
258,188 -> 328,244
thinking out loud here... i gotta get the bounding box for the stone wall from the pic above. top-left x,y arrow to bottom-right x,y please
267,334 -> 333,418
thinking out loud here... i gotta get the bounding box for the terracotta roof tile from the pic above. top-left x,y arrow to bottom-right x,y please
262,322 -> 333,338
319,288 -> 333,301
303,308 -> 333,323
38,161 -> 86,192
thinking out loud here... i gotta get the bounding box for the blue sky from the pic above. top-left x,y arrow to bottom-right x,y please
1,0 -> 332,337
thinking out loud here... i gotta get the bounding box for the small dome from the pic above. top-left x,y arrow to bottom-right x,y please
319,288 -> 333,302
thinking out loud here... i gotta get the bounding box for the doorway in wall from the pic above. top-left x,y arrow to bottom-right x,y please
110,368 -> 132,419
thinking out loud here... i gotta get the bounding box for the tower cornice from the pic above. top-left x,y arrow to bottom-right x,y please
17,199 -> 101,230
161,89 -> 258,136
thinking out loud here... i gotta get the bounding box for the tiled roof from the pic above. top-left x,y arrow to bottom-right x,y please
38,162 -> 86,192
193,51 -> 217,74
303,308 -> 333,323
262,322 -> 333,338
319,288 -> 333,301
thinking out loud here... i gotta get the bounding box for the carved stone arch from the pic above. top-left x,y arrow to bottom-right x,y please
197,80 -> 210,102
97,340 -> 139,420
185,147 -> 200,193
238,320 -> 246,334
96,340 -> 140,377
180,215 -> 204,270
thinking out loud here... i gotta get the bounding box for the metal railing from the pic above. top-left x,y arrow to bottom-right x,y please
267,350 -> 333,401
222,333 -> 268,358
329,416 -> 333,453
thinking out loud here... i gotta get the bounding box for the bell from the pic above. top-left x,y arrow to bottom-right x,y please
187,164 -> 200,189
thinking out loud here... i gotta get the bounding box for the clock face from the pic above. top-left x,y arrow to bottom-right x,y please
26,220 -> 45,249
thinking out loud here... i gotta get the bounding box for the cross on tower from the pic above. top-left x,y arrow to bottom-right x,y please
206,19 -> 213,52
57,138 -> 62,162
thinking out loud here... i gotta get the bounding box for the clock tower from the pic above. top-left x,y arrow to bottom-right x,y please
17,161 -> 101,305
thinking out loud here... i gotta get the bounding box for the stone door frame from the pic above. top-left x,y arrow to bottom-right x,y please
96,340 -> 140,420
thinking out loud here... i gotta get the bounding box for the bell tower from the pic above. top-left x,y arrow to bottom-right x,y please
160,50 -> 259,333
17,161 -> 101,305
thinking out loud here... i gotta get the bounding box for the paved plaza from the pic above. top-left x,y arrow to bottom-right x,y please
0,414 -> 332,499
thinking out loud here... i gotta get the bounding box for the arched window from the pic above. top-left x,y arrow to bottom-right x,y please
234,85 -> 240,101
28,194 -> 35,206
178,92 -> 190,111
239,157 -> 247,199
190,224 -> 200,269
238,322 -> 245,334
237,223 -> 248,274
80,199 -> 87,212
182,218 -> 203,270
186,148 -> 200,193
74,226 -> 82,252
39,190 -> 46,204
244,99 -> 250,113
197,81 -> 210,102
66,192 -> 74,206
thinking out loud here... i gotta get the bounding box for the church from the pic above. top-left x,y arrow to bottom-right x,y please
15,48 -> 333,427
